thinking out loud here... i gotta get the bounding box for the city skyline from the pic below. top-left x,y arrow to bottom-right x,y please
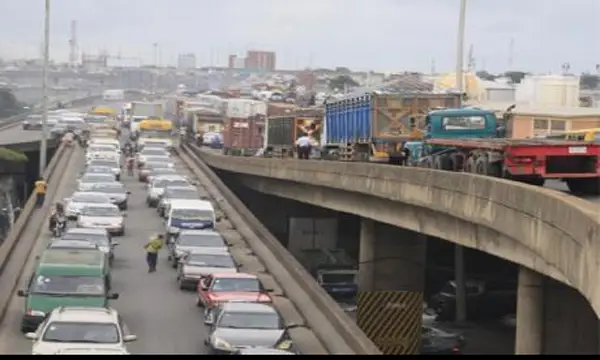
0,0 -> 599,73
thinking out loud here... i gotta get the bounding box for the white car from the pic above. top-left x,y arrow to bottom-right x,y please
137,150 -> 171,167
89,139 -> 120,152
54,347 -> 130,354
77,203 -> 126,236
87,159 -> 122,180
27,307 -> 136,355
146,175 -> 190,207
64,192 -> 112,219
61,228 -> 117,262
77,174 -> 118,191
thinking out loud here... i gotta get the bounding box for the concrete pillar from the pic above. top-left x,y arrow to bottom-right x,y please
358,218 -> 375,292
515,266 -> 543,354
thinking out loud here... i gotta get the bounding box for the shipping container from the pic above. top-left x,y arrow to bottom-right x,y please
185,109 -> 224,134
224,99 -> 267,118
323,92 -> 460,161
266,108 -> 324,157
222,115 -> 265,155
267,103 -> 296,117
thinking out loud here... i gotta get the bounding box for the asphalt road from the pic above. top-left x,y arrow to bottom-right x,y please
544,179 -> 600,204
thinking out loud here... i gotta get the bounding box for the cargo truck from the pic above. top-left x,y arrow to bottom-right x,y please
323,92 -> 460,163
265,107 -> 324,157
403,107 -> 600,195
129,101 -> 164,135
222,115 -> 265,156
185,108 -> 224,145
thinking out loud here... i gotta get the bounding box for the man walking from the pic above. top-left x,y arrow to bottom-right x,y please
143,234 -> 164,272
295,133 -> 312,160
34,177 -> 47,208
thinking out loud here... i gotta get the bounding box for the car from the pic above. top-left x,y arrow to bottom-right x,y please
77,204 -> 126,236
176,252 -> 237,290
87,144 -> 119,156
86,159 -> 121,180
64,191 -> 112,219
85,115 -> 109,127
233,348 -> 295,355
77,174 -> 118,191
157,186 -> 201,218
47,240 -> 100,251
53,347 -> 130,354
204,302 -> 295,354
139,155 -> 173,169
61,228 -> 117,263
86,183 -> 131,210
22,114 -> 59,130
50,123 -> 69,137
83,165 -> 115,177
85,151 -> 120,165
26,307 -> 136,355
196,273 -> 273,313
146,175 -> 190,207
168,230 -> 229,265
146,167 -> 178,184
137,161 -> 173,182
137,149 -> 170,167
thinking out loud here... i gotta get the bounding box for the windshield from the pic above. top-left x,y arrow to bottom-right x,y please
155,179 -> 188,188
86,167 -> 112,174
187,254 -> 235,268
145,162 -> 170,170
81,206 -> 120,217
166,190 -> 198,199
210,277 -> 261,293
81,175 -> 115,183
321,273 -> 357,284
86,117 -> 107,124
442,115 -> 488,130
141,149 -> 169,156
140,131 -> 171,139
89,160 -> 118,168
72,194 -> 109,204
218,311 -> 280,330
62,233 -> 109,246
178,234 -> 224,247
93,186 -> 126,195
171,209 -> 212,220
31,275 -> 105,296
42,322 -> 120,344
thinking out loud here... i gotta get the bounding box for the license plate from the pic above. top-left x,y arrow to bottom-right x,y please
569,146 -> 587,154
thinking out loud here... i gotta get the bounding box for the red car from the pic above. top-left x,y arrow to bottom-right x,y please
196,273 -> 272,310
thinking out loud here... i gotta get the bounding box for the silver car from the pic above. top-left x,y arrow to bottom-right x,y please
77,173 -> 118,191
168,230 -> 229,266
176,252 -> 237,290
157,186 -> 200,218
61,227 -> 117,263
76,203 -> 126,236
146,175 -> 190,207
87,159 -> 122,180
205,302 -> 295,354
64,191 -> 112,219
87,183 -> 131,210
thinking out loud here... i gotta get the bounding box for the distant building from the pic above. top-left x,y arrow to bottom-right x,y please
228,55 -> 245,69
245,50 -> 276,71
81,53 -> 107,72
177,53 -> 196,70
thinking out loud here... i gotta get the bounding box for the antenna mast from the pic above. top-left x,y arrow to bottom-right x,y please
467,44 -> 475,72
508,38 -> 514,70
69,20 -> 78,68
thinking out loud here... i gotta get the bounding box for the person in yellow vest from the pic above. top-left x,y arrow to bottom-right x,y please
143,234 -> 164,272
34,177 -> 47,208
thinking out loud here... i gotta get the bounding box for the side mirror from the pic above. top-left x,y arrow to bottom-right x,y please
107,293 -> 120,300
126,191 -> 132,195
25,332 -> 38,340
17,290 -> 28,297
121,212 -> 128,217
123,334 -> 137,343
111,241 -> 120,246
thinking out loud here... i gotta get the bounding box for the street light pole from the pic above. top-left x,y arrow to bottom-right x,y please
39,0 -> 51,175
454,0 -> 468,326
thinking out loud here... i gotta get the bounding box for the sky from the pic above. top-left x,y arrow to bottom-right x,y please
0,0 -> 599,74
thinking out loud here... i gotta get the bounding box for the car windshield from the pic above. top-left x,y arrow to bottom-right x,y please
81,175 -> 115,183
210,277 -> 261,293
321,273 -> 357,284
80,206 -> 120,217
89,146 -> 115,152
218,311 -> 280,330
62,233 -> 109,246
86,167 -> 112,174
42,322 -> 120,344
178,233 -> 224,247
31,275 -> 106,296
141,149 -> 168,156
71,194 -> 109,204
154,179 -> 188,188
166,190 -> 198,199
171,208 -> 212,220
187,254 -> 235,268
89,160 -> 118,168
93,186 -> 126,195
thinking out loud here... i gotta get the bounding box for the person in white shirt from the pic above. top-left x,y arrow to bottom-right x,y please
295,133 -> 312,160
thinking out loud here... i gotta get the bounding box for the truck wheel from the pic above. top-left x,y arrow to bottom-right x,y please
434,155 -> 453,171
566,178 -> 600,195
465,157 -> 476,173
475,157 -> 489,175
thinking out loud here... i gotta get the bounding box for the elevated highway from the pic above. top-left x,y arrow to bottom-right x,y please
192,148 -> 600,354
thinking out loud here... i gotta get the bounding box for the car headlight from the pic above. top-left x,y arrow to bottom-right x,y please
169,226 -> 180,233
211,337 -> 232,350
99,246 -> 110,253
28,310 -> 45,317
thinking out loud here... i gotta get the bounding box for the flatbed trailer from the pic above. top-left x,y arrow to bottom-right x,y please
420,137 -> 600,194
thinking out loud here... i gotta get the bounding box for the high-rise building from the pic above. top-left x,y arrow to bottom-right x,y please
228,55 -> 246,69
177,53 -> 196,70
244,50 -> 276,71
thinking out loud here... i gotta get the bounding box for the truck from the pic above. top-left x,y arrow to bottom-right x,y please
221,115 -> 265,156
403,107 -> 600,195
265,107 -> 324,157
322,92 -> 461,163
185,108 -> 224,146
129,101 -> 164,135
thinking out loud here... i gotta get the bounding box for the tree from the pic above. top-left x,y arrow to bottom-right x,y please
476,70 -> 497,81
503,71 -> 528,84
328,75 -> 359,91
580,74 -> 599,90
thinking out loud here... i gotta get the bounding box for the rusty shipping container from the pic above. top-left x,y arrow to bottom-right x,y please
222,115 -> 265,155
266,107 -> 324,149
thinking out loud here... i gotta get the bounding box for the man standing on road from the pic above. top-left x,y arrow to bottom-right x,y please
34,177 -> 47,208
143,234 -> 164,272
295,133 -> 312,160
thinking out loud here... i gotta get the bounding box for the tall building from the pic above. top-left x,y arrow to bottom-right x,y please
244,50 -> 276,71
177,53 -> 196,70
228,55 -> 246,69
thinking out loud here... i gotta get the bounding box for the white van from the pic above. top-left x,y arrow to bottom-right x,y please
166,199 -> 216,237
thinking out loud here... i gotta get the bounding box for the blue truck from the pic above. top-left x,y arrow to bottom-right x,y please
322,92 -> 461,163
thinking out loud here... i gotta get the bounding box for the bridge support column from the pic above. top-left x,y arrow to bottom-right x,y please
357,219 -> 426,354
515,266 -> 543,354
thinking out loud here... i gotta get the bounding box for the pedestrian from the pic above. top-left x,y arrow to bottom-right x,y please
34,177 -> 47,208
143,234 -> 164,272
295,133 -> 312,160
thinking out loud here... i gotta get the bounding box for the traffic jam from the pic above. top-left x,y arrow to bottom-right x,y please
16,104 -> 297,355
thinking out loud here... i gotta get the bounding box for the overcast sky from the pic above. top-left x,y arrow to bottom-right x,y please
0,0 -> 598,73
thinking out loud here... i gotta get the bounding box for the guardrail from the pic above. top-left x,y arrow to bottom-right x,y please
180,143 -> 381,354
0,142 -> 74,323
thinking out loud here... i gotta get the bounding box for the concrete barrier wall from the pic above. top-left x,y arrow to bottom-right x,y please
196,152 -> 600,317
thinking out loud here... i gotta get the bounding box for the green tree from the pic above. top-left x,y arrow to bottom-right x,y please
580,74 -> 599,90
328,75 -> 359,91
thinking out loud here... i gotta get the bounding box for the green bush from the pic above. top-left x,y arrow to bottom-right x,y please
0,147 -> 28,162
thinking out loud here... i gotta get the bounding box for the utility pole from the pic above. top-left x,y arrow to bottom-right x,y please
40,0 -> 50,175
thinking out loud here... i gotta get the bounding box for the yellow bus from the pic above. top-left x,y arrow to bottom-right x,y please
546,128 -> 600,142
138,119 -> 174,149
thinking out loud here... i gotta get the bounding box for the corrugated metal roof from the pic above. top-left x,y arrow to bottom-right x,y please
475,101 -> 600,117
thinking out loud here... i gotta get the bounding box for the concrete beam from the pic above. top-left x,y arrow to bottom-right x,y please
194,151 -> 600,318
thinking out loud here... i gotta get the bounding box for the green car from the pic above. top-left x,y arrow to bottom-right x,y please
17,249 -> 118,333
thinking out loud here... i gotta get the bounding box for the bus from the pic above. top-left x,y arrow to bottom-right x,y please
138,119 -> 175,149
546,128 -> 600,142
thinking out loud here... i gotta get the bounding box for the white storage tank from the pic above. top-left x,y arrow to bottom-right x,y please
516,75 -> 580,107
